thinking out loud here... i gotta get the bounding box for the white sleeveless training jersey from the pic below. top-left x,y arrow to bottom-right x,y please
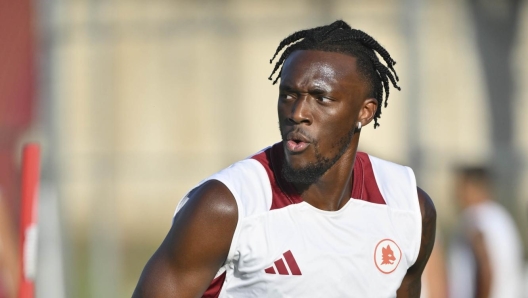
174,143 -> 422,298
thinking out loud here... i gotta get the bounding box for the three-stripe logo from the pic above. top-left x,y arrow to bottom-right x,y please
264,250 -> 302,275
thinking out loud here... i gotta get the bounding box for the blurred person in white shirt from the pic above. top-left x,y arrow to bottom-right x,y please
449,166 -> 523,298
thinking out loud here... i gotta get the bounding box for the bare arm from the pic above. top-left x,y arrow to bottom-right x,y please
396,187 -> 437,298
470,229 -> 492,298
132,180 -> 238,298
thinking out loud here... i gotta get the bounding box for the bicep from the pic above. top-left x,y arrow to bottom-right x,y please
133,180 -> 238,298
396,187 -> 437,298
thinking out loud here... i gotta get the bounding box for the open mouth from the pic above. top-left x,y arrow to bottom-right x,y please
283,130 -> 312,153
286,138 -> 309,152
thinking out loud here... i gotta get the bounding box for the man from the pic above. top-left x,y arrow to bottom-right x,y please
449,166 -> 523,298
133,20 -> 436,297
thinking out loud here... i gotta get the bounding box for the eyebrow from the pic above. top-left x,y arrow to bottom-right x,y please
279,84 -> 296,92
279,82 -> 332,94
309,87 -> 328,95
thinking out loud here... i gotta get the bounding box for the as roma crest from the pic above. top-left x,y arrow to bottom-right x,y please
374,239 -> 401,274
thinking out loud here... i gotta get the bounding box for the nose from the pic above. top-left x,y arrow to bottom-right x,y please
288,95 -> 312,125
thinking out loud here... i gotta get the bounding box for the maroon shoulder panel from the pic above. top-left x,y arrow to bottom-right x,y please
202,272 -> 226,298
251,142 -> 303,210
352,152 -> 386,205
252,144 -> 386,208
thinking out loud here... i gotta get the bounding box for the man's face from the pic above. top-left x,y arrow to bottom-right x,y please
456,177 -> 489,209
278,50 -> 370,185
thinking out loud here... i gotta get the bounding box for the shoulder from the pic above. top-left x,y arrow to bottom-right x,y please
177,179 -> 238,223
361,153 -> 416,185
171,179 -> 239,252
206,158 -> 270,197
417,187 -> 436,229
170,180 -> 239,271
414,187 -> 437,270
174,144 -> 277,225
359,152 -> 418,209
175,156 -> 274,219
133,180 -> 238,297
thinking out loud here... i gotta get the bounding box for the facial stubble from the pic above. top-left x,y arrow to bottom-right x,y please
281,127 -> 356,187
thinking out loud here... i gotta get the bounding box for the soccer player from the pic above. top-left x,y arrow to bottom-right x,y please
133,20 -> 436,297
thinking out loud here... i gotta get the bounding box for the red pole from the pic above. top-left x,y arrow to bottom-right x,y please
18,144 -> 40,298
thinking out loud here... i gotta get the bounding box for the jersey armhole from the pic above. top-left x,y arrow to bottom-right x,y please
405,166 -> 422,266
173,177 -> 243,269
172,158 -> 273,268
368,154 -> 422,267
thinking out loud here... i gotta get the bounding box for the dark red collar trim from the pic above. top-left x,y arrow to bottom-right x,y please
251,143 -> 386,209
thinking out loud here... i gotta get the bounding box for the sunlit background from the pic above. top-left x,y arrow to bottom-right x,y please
1,0 -> 527,297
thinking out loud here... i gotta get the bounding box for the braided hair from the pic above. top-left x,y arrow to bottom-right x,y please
269,20 -> 400,128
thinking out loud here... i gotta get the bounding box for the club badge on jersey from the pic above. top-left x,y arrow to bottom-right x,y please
374,239 -> 401,274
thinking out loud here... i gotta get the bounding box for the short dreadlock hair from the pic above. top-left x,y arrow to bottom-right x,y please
269,20 -> 401,128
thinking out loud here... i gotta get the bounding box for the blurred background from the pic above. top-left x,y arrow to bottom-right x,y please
1,0 -> 527,297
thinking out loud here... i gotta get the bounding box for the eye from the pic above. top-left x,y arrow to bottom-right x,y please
317,96 -> 332,103
280,93 -> 295,100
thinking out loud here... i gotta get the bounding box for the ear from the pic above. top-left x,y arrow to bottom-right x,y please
357,98 -> 378,128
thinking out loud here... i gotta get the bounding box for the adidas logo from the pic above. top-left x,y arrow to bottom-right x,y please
264,250 -> 302,275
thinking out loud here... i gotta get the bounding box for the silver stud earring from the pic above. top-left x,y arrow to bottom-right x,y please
357,122 -> 362,130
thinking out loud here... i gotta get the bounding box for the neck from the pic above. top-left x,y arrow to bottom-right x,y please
295,137 -> 360,211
